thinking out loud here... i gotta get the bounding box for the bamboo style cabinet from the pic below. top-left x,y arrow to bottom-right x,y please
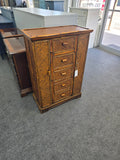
22,25 -> 93,112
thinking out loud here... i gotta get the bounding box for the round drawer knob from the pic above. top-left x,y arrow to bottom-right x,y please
61,59 -> 67,62
62,84 -> 66,87
61,72 -> 66,76
61,93 -> 65,97
62,42 -> 68,46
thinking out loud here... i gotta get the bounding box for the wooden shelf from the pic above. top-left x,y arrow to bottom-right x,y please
3,38 -> 26,55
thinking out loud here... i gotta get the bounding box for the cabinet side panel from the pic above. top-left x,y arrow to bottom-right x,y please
30,41 -> 41,104
34,40 -> 52,107
12,52 -> 31,89
73,34 -> 89,95
24,38 -> 41,105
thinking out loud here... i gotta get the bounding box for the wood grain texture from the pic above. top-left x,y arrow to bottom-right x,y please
52,36 -> 75,53
0,28 -> 23,37
54,78 -> 72,93
33,92 -> 81,113
22,25 -> 93,41
54,89 -> 72,102
34,40 -> 52,107
53,67 -> 73,82
2,29 -> 32,97
12,53 -> 31,89
23,25 -> 92,112
24,38 -> 40,101
53,52 -> 74,69
73,34 -> 89,95
3,38 -> 25,55
29,40 -> 40,102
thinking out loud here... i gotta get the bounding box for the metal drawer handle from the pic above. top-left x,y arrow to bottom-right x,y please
61,84 -> 66,87
61,59 -> 67,62
61,72 -> 66,76
62,42 -> 68,46
61,93 -> 65,97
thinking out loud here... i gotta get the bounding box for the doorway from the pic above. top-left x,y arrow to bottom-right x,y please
100,0 -> 120,55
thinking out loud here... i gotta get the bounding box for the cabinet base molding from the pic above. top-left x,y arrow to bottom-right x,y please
21,87 -> 32,97
33,93 -> 81,113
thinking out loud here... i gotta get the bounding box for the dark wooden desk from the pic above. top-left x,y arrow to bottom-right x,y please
1,29 -> 32,97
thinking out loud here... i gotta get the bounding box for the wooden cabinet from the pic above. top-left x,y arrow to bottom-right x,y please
1,28 -> 32,97
22,25 -> 93,112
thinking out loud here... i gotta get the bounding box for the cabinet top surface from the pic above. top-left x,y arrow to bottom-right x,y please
22,25 -> 93,41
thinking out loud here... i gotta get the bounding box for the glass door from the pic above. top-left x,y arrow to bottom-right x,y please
101,0 -> 120,54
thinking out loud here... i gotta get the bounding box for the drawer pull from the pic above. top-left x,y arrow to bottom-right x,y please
47,70 -> 51,76
61,59 -> 67,62
62,42 -> 68,46
62,84 -> 66,87
61,72 -> 66,76
61,93 -> 65,97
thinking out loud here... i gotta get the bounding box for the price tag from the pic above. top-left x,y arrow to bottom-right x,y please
74,70 -> 78,77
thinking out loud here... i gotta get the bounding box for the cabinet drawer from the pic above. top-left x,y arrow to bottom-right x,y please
52,36 -> 75,53
53,52 -> 74,69
54,89 -> 72,102
54,67 -> 73,81
54,78 -> 72,93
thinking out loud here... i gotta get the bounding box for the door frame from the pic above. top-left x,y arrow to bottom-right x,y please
99,0 -> 120,56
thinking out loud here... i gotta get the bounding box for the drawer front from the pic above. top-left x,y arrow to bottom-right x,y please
53,53 -> 74,69
52,36 -> 75,53
54,67 -> 73,81
54,78 -> 72,93
54,90 -> 72,102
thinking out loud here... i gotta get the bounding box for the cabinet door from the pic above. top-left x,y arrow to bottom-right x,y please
73,34 -> 89,95
34,40 -> 52,107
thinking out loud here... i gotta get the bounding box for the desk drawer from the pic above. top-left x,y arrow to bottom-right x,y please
54,89 -> 72,102
52,36 -> 75,53
53,67 -> 73,81
54,78 -> 72,93
53,52 -> 74,69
